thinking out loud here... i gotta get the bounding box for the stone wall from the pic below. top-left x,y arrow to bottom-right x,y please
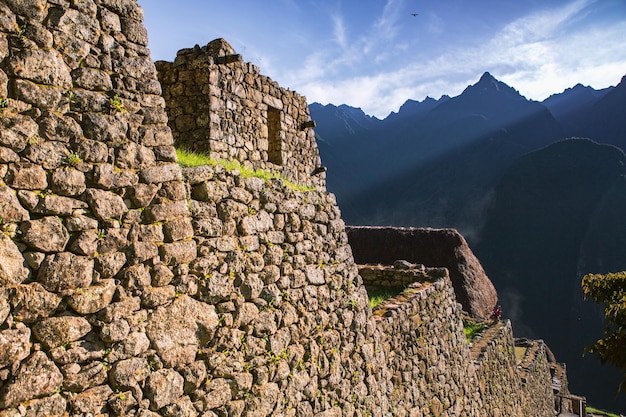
156,39 -> 324,189
360,263 -> 558,417
347,226 -> 498,320
368,270 -> 484,416
0,0 -> 197,415
515,339 -> 561,416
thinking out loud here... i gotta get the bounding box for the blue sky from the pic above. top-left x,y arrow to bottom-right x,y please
142,0 -> 626,118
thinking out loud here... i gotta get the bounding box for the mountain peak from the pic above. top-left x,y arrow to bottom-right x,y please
479,72 -> 496,83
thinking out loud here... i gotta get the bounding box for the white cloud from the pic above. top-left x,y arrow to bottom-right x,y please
374,0 -> 405,41
295,0 -> 625,118
332,13 -> 348,49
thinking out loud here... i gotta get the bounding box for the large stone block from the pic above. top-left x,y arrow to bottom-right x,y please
37,252 -> 94,292
6,49 -> 71,88
0,351 -> 63,408
85,188 -> 128,220
20,216 -> 70,252
0,233 -> 29,286
0,186 -> 29,222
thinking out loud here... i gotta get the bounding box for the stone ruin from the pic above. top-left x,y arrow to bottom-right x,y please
156,38 -> 324,189
0,1 -> 576,416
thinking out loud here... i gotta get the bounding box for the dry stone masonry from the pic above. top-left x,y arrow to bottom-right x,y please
0,1 -> 572,416
156,39 -> 324,189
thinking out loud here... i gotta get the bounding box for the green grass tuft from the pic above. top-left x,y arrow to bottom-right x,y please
586,406 -> 620,417
463,320 -> 486,342
176,148 -> 213,167
367,288 -> 402,309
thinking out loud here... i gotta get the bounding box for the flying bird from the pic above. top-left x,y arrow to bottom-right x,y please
411,13 -> 419,16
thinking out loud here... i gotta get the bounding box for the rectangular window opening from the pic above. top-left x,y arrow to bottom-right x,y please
267,107 -> 282,165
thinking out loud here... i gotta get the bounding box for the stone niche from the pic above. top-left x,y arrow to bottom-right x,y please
156,38 -> 325,189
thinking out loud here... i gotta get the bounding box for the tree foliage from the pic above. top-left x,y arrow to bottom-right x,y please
581,272 -> 626,393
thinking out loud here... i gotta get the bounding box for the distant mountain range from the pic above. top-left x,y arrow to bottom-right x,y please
310,72 -> 626,412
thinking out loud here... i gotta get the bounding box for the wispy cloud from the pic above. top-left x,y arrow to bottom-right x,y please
374,0 -> 405,41
332,13 -> 348,49
294,0 -> 625,117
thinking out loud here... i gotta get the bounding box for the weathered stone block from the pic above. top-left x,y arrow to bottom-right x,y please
82,113 -> 128,144
146,295 -> 218,368
6,162 -> 47,189
122,264 -> 151,290
85,188 -> 128,220
0,327 -> 31,369
5,49 -> 71,88
64,215 -> 99,232
129,183 -> 159,207
159,240 -> 197,265
20,216 -> 69,252
94,251 -> 127,278
37,252 -> 94,292
144,200 -> 190,223
135,125 -> 173,147
12,79 -> 65,112
71,67 -> 113,91
67,279 -> 116,314
141,285 -> 176,308
93,163 -> 139,189
140,163 -> 182,184
107,331 -> 151,363
51,168 -> 87,196
49,7 -> 100,43
0,114 -> 38,152
31,316 -> 91,349
145,368 -> 184,410
68,385 -> 113,416
97,228 -> 130,254
61,361 -> 108,392
39,113 -> 82,143
34,195 -> 88,216
115,141 -> 155,169
0,145 -> 19,163
18,394 -> 67,417
108,357 -> 150,393
10,282 -> 61,323
163,217 -> 194,242
128,241 -> 159,263
0,186 -> 29,222
1,350 -> 62,406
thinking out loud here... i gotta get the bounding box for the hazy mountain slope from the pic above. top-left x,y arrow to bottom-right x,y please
567,75 -> 626,147
475,138 -> 626,412
542,83 -> 612,121
313,73 -> 564,232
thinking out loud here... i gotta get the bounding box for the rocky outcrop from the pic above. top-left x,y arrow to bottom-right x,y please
347,226 -> 498,319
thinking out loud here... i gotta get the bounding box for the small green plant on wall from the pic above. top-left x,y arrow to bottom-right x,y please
65,151 -> 83,167
0,98 -> 8,115
109,93 -> 126,113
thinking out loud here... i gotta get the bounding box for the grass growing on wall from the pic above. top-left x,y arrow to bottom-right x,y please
175,148 -> 315,192
586,406 -> 620,417
463,320 -> 486,342
367,288 -> 402,308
